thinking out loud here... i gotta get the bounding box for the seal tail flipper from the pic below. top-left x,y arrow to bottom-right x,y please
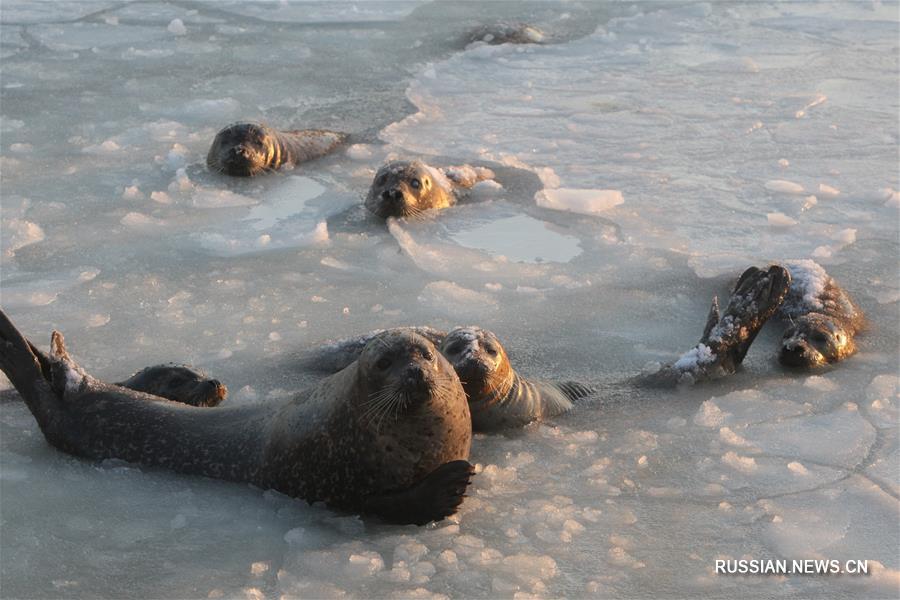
716,264 -> 791,366
0,309 -> 62,431
553,380 -> 595,403
639,265 -> 791,387
364,460 -> 475,526
441,165 -> 496,189
526,379 -> 576,418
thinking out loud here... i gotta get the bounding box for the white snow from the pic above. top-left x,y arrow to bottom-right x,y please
0,2 -> 896,599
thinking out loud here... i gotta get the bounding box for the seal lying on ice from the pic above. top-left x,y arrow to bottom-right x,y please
0,314 -> 474,525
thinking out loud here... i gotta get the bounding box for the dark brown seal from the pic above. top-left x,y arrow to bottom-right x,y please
207,122 -> 347,177
0,313 -> 473,525
364,160 -> 495,219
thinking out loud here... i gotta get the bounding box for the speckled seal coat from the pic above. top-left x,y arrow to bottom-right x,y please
0,315 -> 473,524
207,122 -> 346,176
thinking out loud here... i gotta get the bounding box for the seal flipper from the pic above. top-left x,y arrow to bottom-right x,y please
0,309 -> 62,433
554,380 -> 595,403
641,265 -> 791,386
364,460 -> 475,526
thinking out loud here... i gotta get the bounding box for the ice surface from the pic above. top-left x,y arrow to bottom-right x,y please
1,1 -> 897,599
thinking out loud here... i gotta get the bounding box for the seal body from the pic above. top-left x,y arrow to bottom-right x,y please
776,260 -> 863,368
309,325 -> 592,431
117,364 -> 226,407
0,315 -> 473,525
365,160 -> 495,219
207,122 -> 346,177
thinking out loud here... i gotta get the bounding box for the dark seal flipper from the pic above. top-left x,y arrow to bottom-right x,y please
0,309 -> 62,433
364,460 -> 475,525
641,265 -> 791,386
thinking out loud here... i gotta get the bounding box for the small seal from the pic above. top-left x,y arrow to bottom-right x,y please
0,313 -> 474,525
777,260 -> 863,368
117,364 -> 227,407
207,122 -> 347,177
439,327 -> 592,432
466,22 -> 545,46
643,261 -> 863,385
364,160 -> 495,219
308,325 -> 592,431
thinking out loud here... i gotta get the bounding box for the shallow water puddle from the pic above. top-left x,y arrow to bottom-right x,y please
442,207 -> 582,264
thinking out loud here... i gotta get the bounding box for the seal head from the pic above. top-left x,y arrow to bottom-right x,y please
117,364 -> 227,407
207,122 -> 272,176
439,327 -> 513,407
365,160 -> 453,219
779,314 -> 855,368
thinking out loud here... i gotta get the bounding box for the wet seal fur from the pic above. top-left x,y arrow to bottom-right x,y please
0,315 -> 474,525
365,160 -> 495,219
207,122 -> 347,177
643,261 -> 863,386
307,326 -> 593,431
776,260 -> 863,368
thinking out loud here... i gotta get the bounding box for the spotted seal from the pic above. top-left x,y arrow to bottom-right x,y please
0,313 -> 474,525
307,325 -> 592,431
364,160 -> 495,219
776,260 -> 863,368
643,261 -> 863,385
207,122 -> 347,177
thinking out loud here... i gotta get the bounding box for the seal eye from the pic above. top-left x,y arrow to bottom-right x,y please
810,331 -> 829,345
410,178 -> 421,190
376,357 -> 392,371
422,349 -> 434,361
484,344 -> 498,357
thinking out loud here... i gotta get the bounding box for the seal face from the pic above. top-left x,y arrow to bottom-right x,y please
117,364 -> 226,407
207,122 -> 346,177
0,314 -> 473,525
777,260 -> 863,368
440,327 -> 513,410
365,160 -> 454,219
